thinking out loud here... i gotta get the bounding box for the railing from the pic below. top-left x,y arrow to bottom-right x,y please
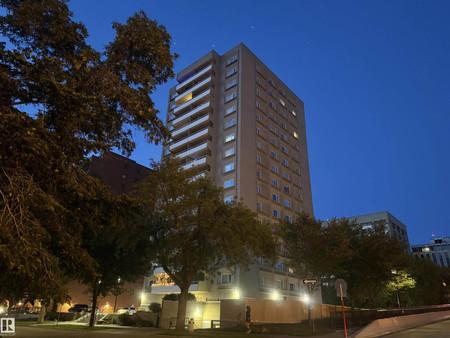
329,304 -> 450,329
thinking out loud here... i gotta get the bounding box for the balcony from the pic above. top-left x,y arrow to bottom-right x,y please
150,281 -> 210,294
169,128 -> 211,152
172,102 -> 210,127
172,115 -> 211,139
181,156 -> 208,171
175,141 -> 210,159
176,65 -> 213,93
174,89 -> 211,115
176,76 -> 212,104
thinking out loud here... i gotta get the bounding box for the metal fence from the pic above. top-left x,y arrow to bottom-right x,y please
329,304 -> 450,329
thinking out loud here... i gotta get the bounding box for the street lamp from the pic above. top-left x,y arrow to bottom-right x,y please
114,277 -> 121,313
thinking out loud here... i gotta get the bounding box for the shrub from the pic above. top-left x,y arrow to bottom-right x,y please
118,313 -> 135,326
149,302 -> 161,313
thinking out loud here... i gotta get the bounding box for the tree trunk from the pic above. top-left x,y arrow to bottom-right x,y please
89,279 -> 100,327
37,301 -> 46,324
175,285 -> 189,332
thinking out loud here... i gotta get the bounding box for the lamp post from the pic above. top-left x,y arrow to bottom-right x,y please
114,277 -> 121,313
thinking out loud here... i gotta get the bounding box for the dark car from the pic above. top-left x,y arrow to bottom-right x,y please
68,304 -> 89,313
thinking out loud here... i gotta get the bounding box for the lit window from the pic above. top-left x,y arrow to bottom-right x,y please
225,105 -> 236,115
280,99 -> 286,106
227,55 -> 237,65
224,179 -> 235,189
224,147 -> 235,157
226,67 -> 237,77
284,200 -> 291,208
273,209 -> 280,218
271,165 -> 278,173
225,119 -> 236,128
293,131 -> 298,139
225,133 -> 235,143
226,92 -> 236,102
291,110 -> 297,116
272,194 -> 279,202
224,196 -> 234,203
226,79 -> 237,89
224,163 -> 235,173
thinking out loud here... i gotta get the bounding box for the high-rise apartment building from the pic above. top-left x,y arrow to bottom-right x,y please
145,43 -> 314,304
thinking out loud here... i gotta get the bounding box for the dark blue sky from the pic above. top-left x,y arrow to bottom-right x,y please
66,0 -> 450,245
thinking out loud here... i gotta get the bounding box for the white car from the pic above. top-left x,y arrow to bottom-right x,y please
117,307 -> 136,315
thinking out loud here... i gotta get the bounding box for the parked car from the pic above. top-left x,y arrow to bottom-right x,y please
68,304 -> 89,313
117,307 -> 136,315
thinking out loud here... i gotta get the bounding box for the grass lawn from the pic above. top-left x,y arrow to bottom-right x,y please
36,323 -> 122,331
14,321 -> 39,327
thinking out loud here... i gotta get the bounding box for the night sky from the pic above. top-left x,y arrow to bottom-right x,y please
53,1 -> 450,245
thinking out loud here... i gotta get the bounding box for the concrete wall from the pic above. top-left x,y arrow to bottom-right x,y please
354,310 -> 450,338
160,300 -> 220,329
220,298 -> 333,328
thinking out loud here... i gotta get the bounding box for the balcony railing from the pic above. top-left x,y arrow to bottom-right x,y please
175,141 -> 209,159
174,89 -> 211,115
172,102 -> 210,127
169,128 -> 210,152
172,114 -> 210,139
176,65 -> 213,92
176,76 -> 212,103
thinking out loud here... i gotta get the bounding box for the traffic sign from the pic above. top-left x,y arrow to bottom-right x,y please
303,279 -> 317,284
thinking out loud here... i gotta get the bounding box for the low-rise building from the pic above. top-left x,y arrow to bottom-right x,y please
411,237 -> 450,267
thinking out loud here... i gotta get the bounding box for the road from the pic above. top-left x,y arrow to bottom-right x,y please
383,319 -> 450,337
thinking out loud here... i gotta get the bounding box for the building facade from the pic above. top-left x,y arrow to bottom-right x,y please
411,237 -> 450,267
143,43 -> 315,305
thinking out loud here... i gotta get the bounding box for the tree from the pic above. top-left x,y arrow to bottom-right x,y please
386,270 -> 416,308
136,158 -> 277,331
0,0 -> 176,308
281,215 -> 407,309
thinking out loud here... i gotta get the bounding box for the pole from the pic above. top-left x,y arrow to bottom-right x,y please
340,284 -> 348,338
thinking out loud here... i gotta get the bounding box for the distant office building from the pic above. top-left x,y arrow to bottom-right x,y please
323,211 -> 410,247
346,211 -> 410,247
143,43 -> 315,305
88,151 -> 151,194
411,237 -> 450,267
